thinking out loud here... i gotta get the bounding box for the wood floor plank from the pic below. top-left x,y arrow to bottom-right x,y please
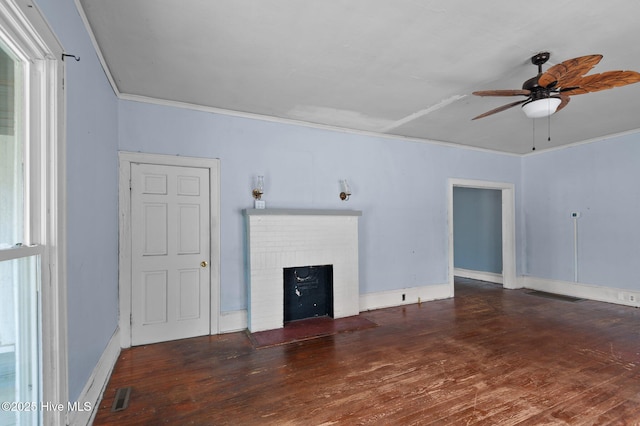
93,278 -> 640,425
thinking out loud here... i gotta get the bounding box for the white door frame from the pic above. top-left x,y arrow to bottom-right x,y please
118,151 -> 220,348
447,178 -> 517,292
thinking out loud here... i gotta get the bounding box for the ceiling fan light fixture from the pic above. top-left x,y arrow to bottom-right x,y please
521,97 -> 561,118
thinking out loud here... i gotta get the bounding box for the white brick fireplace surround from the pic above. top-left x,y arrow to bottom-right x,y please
244,209 -> 362,332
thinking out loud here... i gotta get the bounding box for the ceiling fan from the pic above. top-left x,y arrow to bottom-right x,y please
472,52 -> 640,120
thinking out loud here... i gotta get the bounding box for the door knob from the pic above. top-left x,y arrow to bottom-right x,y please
201,261 -> 208,268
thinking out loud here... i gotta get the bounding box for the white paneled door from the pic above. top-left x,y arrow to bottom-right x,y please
131,163 -> 210,345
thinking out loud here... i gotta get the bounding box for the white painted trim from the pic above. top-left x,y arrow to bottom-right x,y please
359,283 -> 452,312
118,151 -> 221,348
219,310 -> 248,333
1,1 -> 60,60
72,0 -> 119,97
448,179 -> 519,296
0,2 -> 68,425
522,127 -> 640,157
522,276 -> 640,308
117,93 -> 523,158
114,90 -> 640,159
219,284 -> 456,333
43,43 -> 69,426
454,268 -> 503,284
68,328 -> 121,426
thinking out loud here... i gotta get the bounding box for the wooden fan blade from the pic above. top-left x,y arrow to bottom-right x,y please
559,70 -> 640,95
554,95 -> 570,112
472,99 -> 527,120
472,89 -> 531,97
538,54 -> 603,88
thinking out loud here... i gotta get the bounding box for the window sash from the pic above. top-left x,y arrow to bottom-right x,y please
0,244 -> 44,262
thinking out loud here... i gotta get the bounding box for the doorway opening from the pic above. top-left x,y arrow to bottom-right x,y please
453,187 -> 503,284
447,179 -> 517,295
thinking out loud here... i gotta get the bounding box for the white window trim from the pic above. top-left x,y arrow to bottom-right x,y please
0,2 -> 67,425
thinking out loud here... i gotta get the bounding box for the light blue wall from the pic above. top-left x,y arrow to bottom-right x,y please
453,187 -> 502,273
522,134 -> 640,289
118,100 -> 523,311
34,0 -> 119,401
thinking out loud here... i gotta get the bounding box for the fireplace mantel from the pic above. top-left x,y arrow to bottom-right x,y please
244,208 -> 362,217
244,209 -> 362,332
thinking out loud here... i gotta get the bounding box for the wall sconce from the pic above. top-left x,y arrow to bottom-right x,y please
339,179 -> 351,201
252,175 -> 266,209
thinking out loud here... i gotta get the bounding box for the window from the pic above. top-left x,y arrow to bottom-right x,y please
0,1 -> 66,425
0,32 -> 42,426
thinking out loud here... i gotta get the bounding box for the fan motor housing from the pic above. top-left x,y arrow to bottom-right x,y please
523,75 -> 554,100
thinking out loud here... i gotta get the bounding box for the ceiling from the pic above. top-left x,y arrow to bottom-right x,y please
77,0 -> 640,154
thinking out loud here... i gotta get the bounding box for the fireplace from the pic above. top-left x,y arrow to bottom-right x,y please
284,265 -> 334,322
244,208 -> 361,332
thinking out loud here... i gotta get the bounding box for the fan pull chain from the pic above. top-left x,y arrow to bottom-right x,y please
532,119 -> 536,151
548,111 -> 552,142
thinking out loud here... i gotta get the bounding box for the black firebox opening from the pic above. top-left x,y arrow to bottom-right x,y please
283,265 -> 334,323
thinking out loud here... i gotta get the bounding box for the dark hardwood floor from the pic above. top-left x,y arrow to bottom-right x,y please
94,278 -> 640,425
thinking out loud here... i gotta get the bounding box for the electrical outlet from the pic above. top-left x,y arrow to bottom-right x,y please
629,294 -> 635,303
402,294 -> 406,301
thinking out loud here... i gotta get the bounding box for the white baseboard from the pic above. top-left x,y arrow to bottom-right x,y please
522,276 -> 640,308
69,327 -> 121,426
454,268 -> 503,284
359,283 -> 452,312
219,310 -> 247,333
223,284 -> 455,333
